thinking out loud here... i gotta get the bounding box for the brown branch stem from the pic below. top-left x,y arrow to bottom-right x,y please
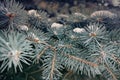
50,49 -> 56,80
105,63 -> 117,80
65,54 -> 98,67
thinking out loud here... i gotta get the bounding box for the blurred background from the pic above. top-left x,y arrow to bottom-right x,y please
2,0 -> 119,16
0,0 -> 119,20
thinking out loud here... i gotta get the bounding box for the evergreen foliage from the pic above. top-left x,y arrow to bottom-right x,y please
0,0 -> 120,80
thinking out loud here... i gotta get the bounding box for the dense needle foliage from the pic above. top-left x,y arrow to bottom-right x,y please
0,0 -> 120,80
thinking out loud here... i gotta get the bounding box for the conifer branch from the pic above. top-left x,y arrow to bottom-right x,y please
29,69 -> 42,75
63,70 -> 73,79
0,0 -> 120,80
58,44 -> 72,48
111,54 -> 120,65
25,73 -> 28,80
29,76 -> 36,80
36,46 -> 49,62
50,49 -> 56,80
105,63 -> 117,80
65,54 -> 98,67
